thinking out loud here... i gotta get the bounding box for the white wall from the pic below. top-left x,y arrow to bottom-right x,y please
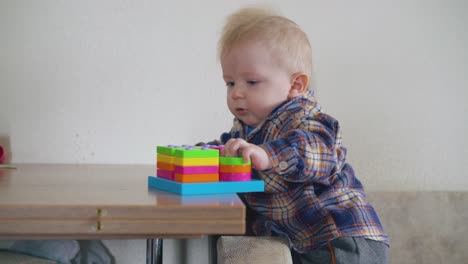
2,0 -> 467,192
1,0 -> 467,263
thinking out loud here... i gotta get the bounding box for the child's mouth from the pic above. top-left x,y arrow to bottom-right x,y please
236,108 -> 248,115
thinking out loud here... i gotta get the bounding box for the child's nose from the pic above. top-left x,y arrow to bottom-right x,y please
231,85 -> 245,99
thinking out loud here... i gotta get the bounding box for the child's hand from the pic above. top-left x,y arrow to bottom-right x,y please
221,138 -> 272,171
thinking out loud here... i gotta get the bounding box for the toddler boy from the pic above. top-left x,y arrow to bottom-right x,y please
215,7 -> 389,264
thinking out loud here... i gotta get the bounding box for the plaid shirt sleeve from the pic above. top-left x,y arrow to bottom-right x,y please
260,112 -> 347,187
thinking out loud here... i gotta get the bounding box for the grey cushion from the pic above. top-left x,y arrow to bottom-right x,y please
0,250 -> 57,264
9,240 -> 79,264
217,236 -> 292,264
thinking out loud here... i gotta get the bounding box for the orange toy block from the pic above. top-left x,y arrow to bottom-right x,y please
157,161 -> 174,171
174,173 -> 219,183
219,164 -> 251,173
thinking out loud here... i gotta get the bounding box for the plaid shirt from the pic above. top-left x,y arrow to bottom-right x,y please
219,91 -> 389,253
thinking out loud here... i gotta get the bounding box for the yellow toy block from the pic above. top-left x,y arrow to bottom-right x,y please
157,153 -> 174,164
173,157 -> 219,166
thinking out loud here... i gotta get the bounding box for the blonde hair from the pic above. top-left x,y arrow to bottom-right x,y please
218,7 -> 313,79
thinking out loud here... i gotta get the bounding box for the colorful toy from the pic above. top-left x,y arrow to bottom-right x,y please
148,144 -> 264,195
219,172 -> 251,181
156,145 -> 220,183
219,156 -> 252,182
0,145 -> 5,164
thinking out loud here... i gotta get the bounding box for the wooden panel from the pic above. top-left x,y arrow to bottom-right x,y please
0,219 -> 245,235
98,220 -> 244,235
0,205 -> 244,220
1,234 -> 203,240
100,207 -> 244,220
0,206 -> 98,219
0,219 -> 98,234
0,164 -> 244,207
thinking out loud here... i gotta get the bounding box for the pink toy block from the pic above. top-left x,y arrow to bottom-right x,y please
174,165 -> 219,174
219,172 -> 251,181
157,169 -> 174,180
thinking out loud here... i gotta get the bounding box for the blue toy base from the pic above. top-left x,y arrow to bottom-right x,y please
148,176 -> 264,195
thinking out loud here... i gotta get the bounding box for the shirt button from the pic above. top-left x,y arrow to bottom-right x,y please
279,161 -> 288,170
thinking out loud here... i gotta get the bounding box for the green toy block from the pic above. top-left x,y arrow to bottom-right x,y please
157,146 -> 177,156
174,148 -> 219,158
219,156 -> 251,166
156,145 -> 219,158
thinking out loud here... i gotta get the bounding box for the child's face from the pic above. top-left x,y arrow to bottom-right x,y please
221,40 -> 292,127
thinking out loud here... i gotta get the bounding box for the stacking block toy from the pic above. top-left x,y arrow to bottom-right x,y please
156,145 -> 219,183
219,156 -> 252,182
149,144 -> 264,195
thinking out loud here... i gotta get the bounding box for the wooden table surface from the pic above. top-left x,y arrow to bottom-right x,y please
0,164 -> 246,239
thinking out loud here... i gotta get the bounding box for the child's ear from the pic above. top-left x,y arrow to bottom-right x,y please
288,73 -> 309,99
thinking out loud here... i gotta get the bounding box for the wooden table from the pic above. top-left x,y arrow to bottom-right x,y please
0,164 -> 246,263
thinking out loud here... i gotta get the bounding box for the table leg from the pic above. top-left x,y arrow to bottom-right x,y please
146,238 -> 163,264
208,235 -> 219,264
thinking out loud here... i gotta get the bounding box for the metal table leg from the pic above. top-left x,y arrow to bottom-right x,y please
147,238 -> 163,264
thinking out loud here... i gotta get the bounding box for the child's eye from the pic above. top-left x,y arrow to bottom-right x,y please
225,81 -> 235,87
247,80 -> 258,86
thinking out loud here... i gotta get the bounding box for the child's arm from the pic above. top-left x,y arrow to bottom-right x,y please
225,113 -> 345,186
262,113 -> 345,185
